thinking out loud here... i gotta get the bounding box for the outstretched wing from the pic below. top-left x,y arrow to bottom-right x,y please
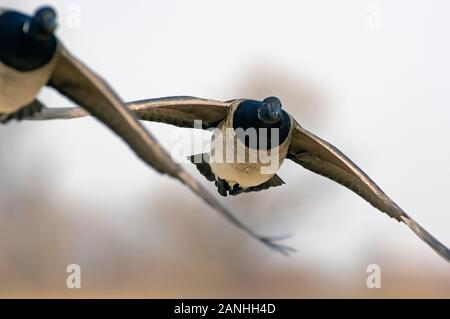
130,96 -> 231,129
288,121 -> 450,262
49,45 -> 181,177
45,45 -> 292,255
31,95 -> 231,129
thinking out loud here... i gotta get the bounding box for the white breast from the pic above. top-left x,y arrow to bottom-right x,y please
209,104 -> 292,188
0,57 -> 57,113
210,134 -> 288,187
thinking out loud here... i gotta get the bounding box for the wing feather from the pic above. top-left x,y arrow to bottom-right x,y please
46,46 -> 292,255
288,122 -> 450,262
30,95 -> 231,129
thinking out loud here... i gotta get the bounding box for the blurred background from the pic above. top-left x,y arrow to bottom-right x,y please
0,0 -> 449,298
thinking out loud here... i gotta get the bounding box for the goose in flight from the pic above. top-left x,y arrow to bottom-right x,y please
0,7 -> 292,255
31,95 -> 450,263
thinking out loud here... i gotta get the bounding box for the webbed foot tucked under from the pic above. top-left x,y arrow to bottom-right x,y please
214,176 -> 285,196
215,178 -> 231,196
229,184 -> 245,196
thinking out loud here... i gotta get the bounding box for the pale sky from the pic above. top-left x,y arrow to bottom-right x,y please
2,0 -> 450,273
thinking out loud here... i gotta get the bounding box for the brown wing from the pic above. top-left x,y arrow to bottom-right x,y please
30,96 -> 231,129
48,45 -> 180,176
130,96 -> 231,129
46,45 -> 292,255
288,121 -> 450,262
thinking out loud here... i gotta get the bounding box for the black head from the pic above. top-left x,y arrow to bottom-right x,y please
233,97 -> 291,149
0,6 -> 58,71
28,6 -> 57,41
258,96 -> 283,124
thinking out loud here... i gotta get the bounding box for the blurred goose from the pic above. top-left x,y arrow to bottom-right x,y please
33,95 -> 450,263
0,7 -> 292,255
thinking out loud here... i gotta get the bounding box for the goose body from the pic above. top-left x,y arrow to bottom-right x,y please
0,56 -> 56,113
209,99 -> 293,188
28,95 -> 450,262
0,7 -> 290,255
0,8 -> 58,114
